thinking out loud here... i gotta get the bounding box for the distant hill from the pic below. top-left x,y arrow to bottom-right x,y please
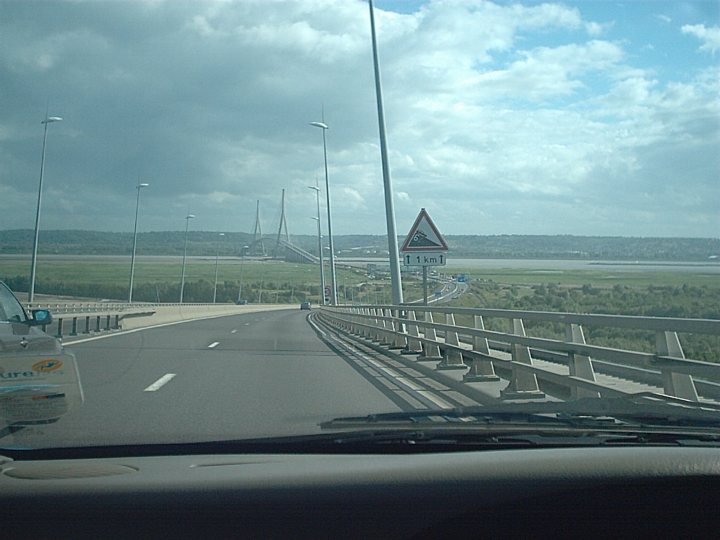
0,229 -> 718,261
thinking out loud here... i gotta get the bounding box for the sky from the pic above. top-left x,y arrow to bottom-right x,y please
0,0 -> 718,238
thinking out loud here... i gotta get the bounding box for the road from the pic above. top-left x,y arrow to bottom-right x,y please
6,310 -> 403,448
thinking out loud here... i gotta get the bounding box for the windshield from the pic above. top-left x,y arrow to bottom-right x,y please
0,282 -> 27,323
0,0 -> 718,452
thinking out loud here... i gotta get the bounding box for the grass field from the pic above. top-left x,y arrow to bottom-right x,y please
0,256 -> 426,304
1,255 -> 717,303
449,266 -> 719,288
2,255 -> 716,360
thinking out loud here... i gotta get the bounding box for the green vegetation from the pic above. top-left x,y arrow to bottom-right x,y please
1,229 -> 718,261
448,267 -> 718,288
447,281 -> 719,363
1,253 -> 716,362
0,256 -> 424,305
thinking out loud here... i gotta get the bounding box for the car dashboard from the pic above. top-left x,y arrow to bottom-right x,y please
2,445 -> 719,538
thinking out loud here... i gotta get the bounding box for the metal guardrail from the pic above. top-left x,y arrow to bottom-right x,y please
318,305 -> 720,403
25,302 -> 233,339
26,302 -> 227,314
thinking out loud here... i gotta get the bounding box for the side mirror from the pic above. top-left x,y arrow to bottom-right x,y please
29,309 -> 52,326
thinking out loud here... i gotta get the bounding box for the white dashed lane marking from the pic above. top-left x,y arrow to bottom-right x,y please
144,373 -> 176,392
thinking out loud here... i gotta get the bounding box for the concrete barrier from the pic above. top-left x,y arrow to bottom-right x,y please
118,304 -> 294,330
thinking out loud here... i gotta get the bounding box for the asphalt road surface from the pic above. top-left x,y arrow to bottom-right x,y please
5,310 -> 402,448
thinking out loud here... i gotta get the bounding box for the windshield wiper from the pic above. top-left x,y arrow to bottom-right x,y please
321,393 -> 720,431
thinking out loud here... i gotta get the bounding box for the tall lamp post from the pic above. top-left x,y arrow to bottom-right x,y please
368,0 -> 404,305
238,245 -> 249,303
212,232 -> 225,303
128,182 -> 149,303
310,119 -> 337,305
308,183 -> 326,305
28,115 -> 63,304
179,214 -> 195,303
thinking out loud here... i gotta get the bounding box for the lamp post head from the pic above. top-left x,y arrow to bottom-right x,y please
42,116 -> 63,124
137,183 -> 149,188
309,121 -> 328,130
308,185 -> 320,192
218,232 -> 225,236
186,214 -> 195,220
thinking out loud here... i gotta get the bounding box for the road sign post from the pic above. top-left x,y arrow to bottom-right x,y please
401,209 -> 448,306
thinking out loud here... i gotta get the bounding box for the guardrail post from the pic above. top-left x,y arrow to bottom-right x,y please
566,324 -> 600,399
364,308 -> 373,338
70,317 -> 78,336
500,319 -> 544,400
464,315 -> 500,382
379,309 -> 395,347
84,316 -> 91,334
105,315 -> 111,331
96,316 -> 101,332
417,311 -> 443,361
114,314 -> 120,330
348,308 -> 359,336
402,310 -> 423,355
55,318 -> 64,339
359,309 -> 370,338
437,313 -> 467,370
656,331 -> 698,401
391,310 -> 407,349
370,309 -> 382,342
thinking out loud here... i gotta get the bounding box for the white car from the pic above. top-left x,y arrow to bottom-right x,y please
0,282 -> 82,424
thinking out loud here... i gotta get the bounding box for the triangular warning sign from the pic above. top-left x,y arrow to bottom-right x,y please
401,208 -> 448,252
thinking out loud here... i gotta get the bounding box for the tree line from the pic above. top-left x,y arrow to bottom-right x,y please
1,229 -> 717,261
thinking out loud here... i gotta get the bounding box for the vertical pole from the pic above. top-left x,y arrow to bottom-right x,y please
213,233 -> 224,303
422,266 -> 428,306
275,188 -> 286,257
129,182 -> 147,303
179,215 -> 192,303
368,0 -> 403,305
29,120 -> 50,304
313,180 -> 326,305
238,246 -> 248,303
321,125 -> 338,306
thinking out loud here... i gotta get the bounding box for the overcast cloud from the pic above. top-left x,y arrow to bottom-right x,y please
0,0 -> 718,237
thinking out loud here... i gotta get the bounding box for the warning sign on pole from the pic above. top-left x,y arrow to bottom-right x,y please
401,209 -> 449,305
401,208 -> 448,263
401,208 -> 449,253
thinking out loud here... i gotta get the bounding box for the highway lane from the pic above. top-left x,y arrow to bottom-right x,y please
6,310 -> 402,448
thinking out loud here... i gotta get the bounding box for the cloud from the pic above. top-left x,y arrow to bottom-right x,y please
0,0 -> 716,238
682,24 -> 720,54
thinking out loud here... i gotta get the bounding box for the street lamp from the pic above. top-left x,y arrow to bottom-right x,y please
309,119 -> 337,305
28,115 -> 63,304
238,245 -> 249,303
308,183 -> 326,305
212,232 -> 225,303
128,182 -> 149,303
368,0 -> 404,305
179,214 -> 195,303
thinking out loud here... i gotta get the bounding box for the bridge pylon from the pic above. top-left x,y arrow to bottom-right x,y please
251,199 -> 267,256
274,188 -> 290,257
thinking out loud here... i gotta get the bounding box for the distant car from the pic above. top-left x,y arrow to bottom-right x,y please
236,299 -> 248,305
300,301 -> 311,310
